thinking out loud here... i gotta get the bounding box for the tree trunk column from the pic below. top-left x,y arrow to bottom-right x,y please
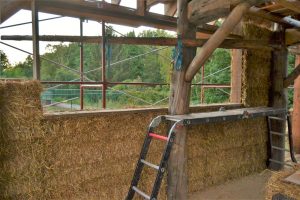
293,48 -> 300,153
269,29 -> 288,170
167,0 -> 196,199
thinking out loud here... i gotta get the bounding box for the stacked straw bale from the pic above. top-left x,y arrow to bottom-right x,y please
187,118 -> 268,192
241,21 -> 273,107
0,80 -> 45,199
266,167 -> 300,199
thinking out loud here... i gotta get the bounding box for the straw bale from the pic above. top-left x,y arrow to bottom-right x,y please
266,167 -> 300,200
241,22 -> 272,107
0,80 -> 45,199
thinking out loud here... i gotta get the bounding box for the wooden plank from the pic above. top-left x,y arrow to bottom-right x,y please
31,0 -> 40,80
230,49 -> 243,103
185,2 -> 252,82
283,63 -> 300,87
167,0 -> 196,199
1,35 -> 278,49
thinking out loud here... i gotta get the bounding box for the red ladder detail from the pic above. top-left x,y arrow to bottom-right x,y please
149,133 -> 168,141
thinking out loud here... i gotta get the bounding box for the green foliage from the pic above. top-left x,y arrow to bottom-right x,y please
3,29 -> 234,109
0,50 -> 10,76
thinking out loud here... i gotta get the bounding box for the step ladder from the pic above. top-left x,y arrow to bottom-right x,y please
267,113 -> 297,167
126,116 -> 183,200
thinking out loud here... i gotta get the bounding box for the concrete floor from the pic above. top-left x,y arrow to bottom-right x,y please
189,171 -> 272,200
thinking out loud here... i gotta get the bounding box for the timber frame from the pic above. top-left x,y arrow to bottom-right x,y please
1,0 -> 300,199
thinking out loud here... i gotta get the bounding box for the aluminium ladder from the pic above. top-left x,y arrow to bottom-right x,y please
267,113 -> 297,167
126,116 -> 183,200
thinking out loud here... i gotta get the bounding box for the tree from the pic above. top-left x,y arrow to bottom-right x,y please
0,50 -> 10,76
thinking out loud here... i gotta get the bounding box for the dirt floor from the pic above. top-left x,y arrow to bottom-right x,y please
189,170 -> 272,200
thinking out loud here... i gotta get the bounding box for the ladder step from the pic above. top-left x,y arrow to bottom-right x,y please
272,146 -> 290,152
141,159 -> 159,170
268,116 -> 286,121
149,133 -> 168,141
269,159 -> 294,167
270,131 -> 287,137
132,186 -> 150,200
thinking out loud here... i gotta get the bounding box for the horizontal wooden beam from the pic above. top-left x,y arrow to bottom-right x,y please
284,63 -> 300,88
1,35 -> 279,49
7,0 -> 177,30
286,29 -> 300,46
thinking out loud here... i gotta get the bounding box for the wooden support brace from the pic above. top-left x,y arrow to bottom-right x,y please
185,2 -> 251,82
283,63 -> 300,88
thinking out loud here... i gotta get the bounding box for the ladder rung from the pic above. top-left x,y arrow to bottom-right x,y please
272,146 -> 290,152
141,159 -> 159,170
149,133 -> 168,141
268,116 -> 286,121
269,159 -> 294,167
270,131 -> 287,137
132,186 -> 150,200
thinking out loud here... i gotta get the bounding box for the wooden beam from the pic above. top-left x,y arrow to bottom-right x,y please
1,35 -> 278,49
273,0 -> 300,14
31,0 -> 40,80
164,1 -> 177,16
167,0 -> 196,198
137,0 -> 146,16
188,0 -> 264,25
269,28 -> 288,170
0,0 -> 29,24
283,63 -> 300,87
21,0 -> 177,30
286,29 -> 300,46
185,2 -> 251,82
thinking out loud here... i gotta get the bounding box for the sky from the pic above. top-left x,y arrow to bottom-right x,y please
0,0 -> 173,64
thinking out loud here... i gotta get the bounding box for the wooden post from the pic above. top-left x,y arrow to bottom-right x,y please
167,0 -> 196,199
80,19 -> 84,110
230,49 -> 242,103
31,0 -> 40,80
293,48 -> 300,153
269,28 -> 288,170
102,21 -> 106,109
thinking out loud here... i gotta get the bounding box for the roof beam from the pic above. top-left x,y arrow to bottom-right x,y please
0,35 -> 277,49
5,0 -> 177,30
188,0 -> 265,25
0,0 -> 29,23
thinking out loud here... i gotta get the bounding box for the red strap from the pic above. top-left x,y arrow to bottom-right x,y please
149,133 -> 168,141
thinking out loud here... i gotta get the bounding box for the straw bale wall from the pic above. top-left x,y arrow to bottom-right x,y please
0,78 -> 272,199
